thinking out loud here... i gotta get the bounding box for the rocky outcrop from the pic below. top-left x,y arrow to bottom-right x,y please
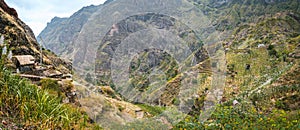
0,0 -> 17,18
0,1 -> 71,73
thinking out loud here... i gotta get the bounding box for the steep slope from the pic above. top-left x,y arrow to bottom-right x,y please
37,0 -> 117,57
192,0 -> 300,31
0,0 -> 70,73
0,0 -> 17,17
175,12 -> 300,129
39,0 -> 213,77
224,11 -> 300,104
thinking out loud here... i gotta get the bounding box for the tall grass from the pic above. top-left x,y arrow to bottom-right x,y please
0,64 -> 100,129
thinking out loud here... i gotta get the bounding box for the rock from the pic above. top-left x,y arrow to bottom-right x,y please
233,100 -> 239,106
258,44 -> 266,48
221,96 -> 227,103
2,120 -> 7,125
135,109 -> 144,119
158,117 -> 173,129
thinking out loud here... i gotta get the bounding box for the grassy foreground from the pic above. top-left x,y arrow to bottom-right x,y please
0,63 -> 101,129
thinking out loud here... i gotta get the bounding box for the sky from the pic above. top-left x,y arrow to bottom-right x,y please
5,0 -> 106,36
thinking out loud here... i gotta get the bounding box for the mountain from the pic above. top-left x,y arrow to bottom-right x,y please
38,0 -> 116,56
39,0 -> 300,74
39,0 -> 300,129
38,5 -> 100,56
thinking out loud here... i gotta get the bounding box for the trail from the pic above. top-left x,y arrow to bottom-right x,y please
247,78 -> 272,96
232,63 -> 294,102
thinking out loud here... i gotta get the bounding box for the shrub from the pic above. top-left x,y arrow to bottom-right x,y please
268,49 -> 278,57
174,103 -> 300,129
40,78 -> 60,91
136,104 -> 166,116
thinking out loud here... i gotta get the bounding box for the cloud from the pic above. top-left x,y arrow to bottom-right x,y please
5,0 -> 106,36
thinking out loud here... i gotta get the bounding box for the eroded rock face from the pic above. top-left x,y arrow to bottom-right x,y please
0,0 -> 18,18
94,13 -> 209,106
95,13 -> 207,84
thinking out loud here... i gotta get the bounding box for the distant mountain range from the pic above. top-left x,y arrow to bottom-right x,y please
38,0 -> 300,129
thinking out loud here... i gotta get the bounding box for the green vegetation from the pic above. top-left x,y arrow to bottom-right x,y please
39,78 -> 63,98
112,119 -> 169,130
175,103 -> 300,129
136,104 -> 166,116
194,0 -> 300,31
250,85 -> 300,111
173,3 -> 300,129
0,63 -> 100,129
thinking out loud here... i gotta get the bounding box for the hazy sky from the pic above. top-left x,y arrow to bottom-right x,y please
5,0 -> 106,36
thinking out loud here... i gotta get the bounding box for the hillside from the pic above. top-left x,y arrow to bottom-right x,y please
38,0 -> 300,129
0,1 -> 71,73
175,11 -> 300,129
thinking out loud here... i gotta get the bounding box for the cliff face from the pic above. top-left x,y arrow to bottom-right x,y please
0,1 -> 71,73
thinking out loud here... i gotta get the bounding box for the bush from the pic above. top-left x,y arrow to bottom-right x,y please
136,104 -> 166,116
268,49 -> 278,57
85,73 -> 93,83
40,78 -> 60,91
40,78 -> 62,98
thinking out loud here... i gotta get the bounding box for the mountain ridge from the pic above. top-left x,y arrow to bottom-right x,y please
38,4 -> 100,56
